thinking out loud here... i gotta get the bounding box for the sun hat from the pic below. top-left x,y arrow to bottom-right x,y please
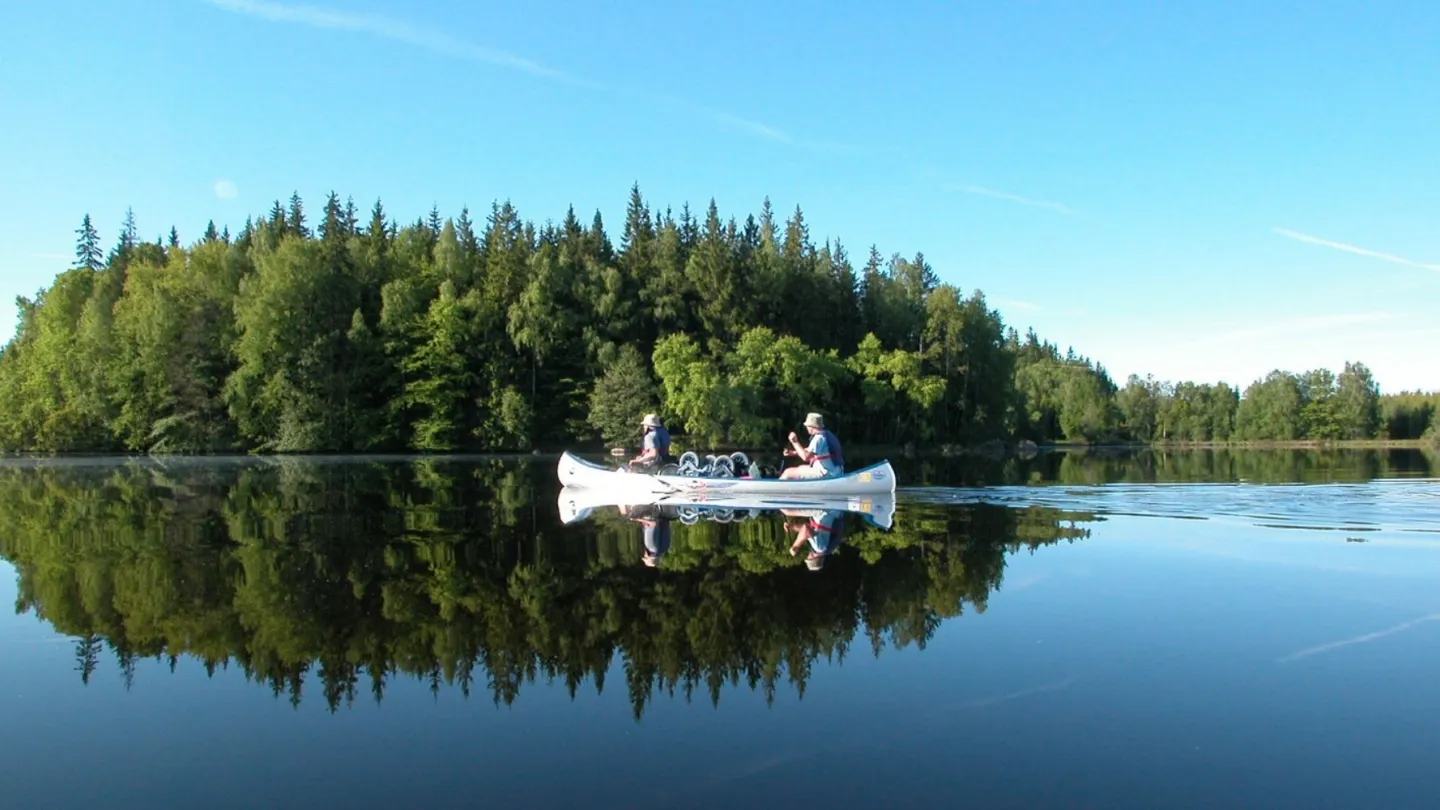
641,413 -> 662,428
803,412 -> 824,429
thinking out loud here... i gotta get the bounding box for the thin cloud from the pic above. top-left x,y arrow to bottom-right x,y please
638,92 -> 860,154
703,108 -> 793,144
214,179 -> 238,199
955,184 -> 1074,215
208,0 -> 847,151
1273,227 -> 1440,273
204,0 -> 592,87
1179,311 -> 1397,350
701,110 -> 862,154
996,297 -> 1042,312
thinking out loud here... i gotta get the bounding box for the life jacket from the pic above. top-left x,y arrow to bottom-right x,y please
811,429 -> 844,470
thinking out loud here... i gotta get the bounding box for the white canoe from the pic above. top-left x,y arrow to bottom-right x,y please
556,451 -> 897,497
556,484 -> 896,530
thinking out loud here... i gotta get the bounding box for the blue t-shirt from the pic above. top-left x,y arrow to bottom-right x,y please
806,430 -> 843,476
643,426 -> 671,454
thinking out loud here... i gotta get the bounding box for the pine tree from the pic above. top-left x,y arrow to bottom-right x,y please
268,200 -> 287,233
203,220 -> 220,243
108,207 -> 138,267
342,195 -> 359,235
621,183 -> 653,254
758,197 -> 777,249
74,214 -> 103,271
287,192 -> 307,238
168,227 -> 180,249
456,206 -> 481,267
366,199 -> 392,255
860,244 -> 886,341
590,209 -> 614,263
237,217 -> 255,250
319,191 -> 345,243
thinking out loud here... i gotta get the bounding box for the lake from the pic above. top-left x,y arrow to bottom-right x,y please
2,448 -> 1438,809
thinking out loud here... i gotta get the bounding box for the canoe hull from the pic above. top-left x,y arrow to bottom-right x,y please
556,451 -> 897,497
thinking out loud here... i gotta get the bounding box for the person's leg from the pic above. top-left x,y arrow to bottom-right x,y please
779,465 -> 825,480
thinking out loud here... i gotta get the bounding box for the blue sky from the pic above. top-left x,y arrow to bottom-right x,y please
3,0 -> 1437,392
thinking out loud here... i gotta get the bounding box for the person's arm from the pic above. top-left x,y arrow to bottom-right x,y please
786,431 -> 813,462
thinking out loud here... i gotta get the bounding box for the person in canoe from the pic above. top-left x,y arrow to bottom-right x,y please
627,413 -> 675,472
779,412 -> 845,479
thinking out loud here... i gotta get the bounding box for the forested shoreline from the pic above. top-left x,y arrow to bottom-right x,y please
1,186 -> 1436,455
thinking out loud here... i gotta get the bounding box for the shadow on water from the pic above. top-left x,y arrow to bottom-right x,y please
0,454 -> 1098,719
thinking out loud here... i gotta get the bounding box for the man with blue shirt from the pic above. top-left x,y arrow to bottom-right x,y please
628,413 -> 674,471
780,412 -> 845,479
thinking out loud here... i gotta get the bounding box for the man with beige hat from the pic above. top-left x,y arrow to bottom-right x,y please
780,412 -> 845,479
628,413 -> 674,471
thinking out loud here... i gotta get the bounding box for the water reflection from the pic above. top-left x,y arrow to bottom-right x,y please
0,456 -> 1095,718
559,488 -> 897,572
889,445 -> 1435,486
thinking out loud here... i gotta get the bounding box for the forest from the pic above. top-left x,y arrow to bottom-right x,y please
1,186 -> 1435,454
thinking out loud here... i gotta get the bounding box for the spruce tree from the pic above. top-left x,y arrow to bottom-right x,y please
342,195 -> 359,235
108,207 -> 138,267
268,200 -> 287,232
287,192 -> 307,238
366,199 -> 391,255
456,206 -> 481,266
74,214 -> 103,271
319,191 -> 344,243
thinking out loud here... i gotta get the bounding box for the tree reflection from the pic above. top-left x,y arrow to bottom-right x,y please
0,457 -> 1098,719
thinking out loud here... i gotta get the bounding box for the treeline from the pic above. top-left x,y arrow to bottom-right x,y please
0,458 -> 1093,716
0,188 -> 1434,454
1117,370 -> 1439,444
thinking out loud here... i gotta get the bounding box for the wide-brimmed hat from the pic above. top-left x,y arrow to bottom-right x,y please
641,413 -> 662,428
803,412 -> 825,429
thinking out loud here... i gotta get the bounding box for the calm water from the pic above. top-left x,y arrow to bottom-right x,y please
2,448 -> 1438,809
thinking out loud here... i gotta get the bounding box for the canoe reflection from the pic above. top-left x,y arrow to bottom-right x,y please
561,487 -> 893,571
